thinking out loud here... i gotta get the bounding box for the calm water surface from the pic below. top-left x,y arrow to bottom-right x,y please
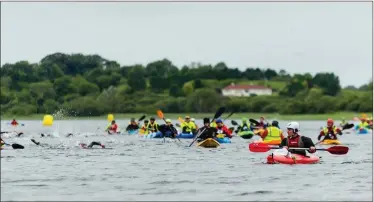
1,120 -> 372,201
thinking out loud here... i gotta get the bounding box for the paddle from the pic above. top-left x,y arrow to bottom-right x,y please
248,142 -> 349,155
2,141 -> 24,149
223,112 -> 234,121
249,118 -> 260,126
156,110 -> 181,142
138,114 -> 147,122
231,120 -> 238,126
188,107 -> 226,147
342,123 -> 354,130
176,123 -> 181,128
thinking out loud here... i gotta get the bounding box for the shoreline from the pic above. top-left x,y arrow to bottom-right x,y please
1,112 -> 371,121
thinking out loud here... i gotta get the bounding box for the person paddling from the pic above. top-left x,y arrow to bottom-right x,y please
158,119 -> 178,138
11,119 -> 19,126
215,119 -> 232,138
126,118 -> 140,131
280,122 -> 316,156
107,120 -> 119,134
196,118 -> 217,142
318,119 -> 342,141
260,120 -> 284,142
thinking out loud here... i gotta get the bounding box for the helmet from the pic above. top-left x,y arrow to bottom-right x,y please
203,118 -> 210,124
216,119 -> 223,123
286,122 -> 299,132
361,117 -> 366,121
165,119 -> 172,123
327,119 -> 334,124
130,118 -> 135,122
150,117 -> 155,121
144,120 -> 149,123
242,117 -> 247,122
191,118 -> 195,122
272,120 -> 279,127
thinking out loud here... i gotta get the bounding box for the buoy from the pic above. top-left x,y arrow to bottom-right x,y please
43,115 -> 53,126
107,114 -> 114,122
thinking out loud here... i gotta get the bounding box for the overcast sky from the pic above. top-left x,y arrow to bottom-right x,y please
1,2 -> 372,87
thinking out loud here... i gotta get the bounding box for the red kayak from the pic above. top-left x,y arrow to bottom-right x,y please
266,152 -> 320,164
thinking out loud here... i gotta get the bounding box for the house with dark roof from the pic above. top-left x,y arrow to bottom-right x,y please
222,83 -> 272,97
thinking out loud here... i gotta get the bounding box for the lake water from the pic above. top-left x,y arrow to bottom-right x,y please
1,120 -> 372,201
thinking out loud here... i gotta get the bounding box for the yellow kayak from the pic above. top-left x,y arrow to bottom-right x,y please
196,138 -> 220,148
320,139 -> 341,145
254,139 -> 282,145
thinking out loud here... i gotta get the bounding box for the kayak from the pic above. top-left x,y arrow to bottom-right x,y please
215,134 -> 231,143
176,133 -> 195,139
215,137 -> 231,143
238,131 -> 254,139
127,130 -> 138,135
196,138 -> 220,148
320,139 -> 341,145
254,139 -> 281,145
143,131 -> 163,138
356,128 -> 371,135
266,149 -> 320,164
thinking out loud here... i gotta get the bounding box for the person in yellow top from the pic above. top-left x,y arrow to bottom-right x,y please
191,118 -> 199,129
146,117 -> 159,134
259,121 -> 284,142
140,120 -> 149,134
355,117 -> 370,130
181,116 -> 197,134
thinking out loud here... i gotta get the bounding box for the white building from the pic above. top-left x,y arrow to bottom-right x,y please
221,83 -> 272,97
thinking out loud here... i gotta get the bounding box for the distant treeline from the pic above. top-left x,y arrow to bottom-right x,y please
0,53 -> 372,116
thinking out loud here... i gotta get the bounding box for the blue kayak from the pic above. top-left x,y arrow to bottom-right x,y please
144,131 -> 163,138
215,137 -> 231,143
176,133 -> 195,139
356,128 -> 371,135
127,130 -> 138,135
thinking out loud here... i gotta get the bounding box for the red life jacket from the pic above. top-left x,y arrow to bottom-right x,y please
287,135 -> 303,148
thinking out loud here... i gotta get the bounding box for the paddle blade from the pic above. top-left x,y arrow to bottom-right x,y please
231,120 -> 238,126
249,142 -> 272,152
213,107 -> 226,120
156,110 -> 164,119
325,146 -> 349,155
249,118 -> 260,126
138,115 -> 146,122
342,123 -> 354,130
178,117 -> 184,123
12,143 -> 24,149
176,123 -> 181,127
225,112 -> 234,119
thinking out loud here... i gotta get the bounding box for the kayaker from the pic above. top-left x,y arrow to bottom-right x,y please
356,117 -> 370,130
107,120 -> 118,134
215,119 -> 232,138
158,119 -> 178,138
260,120 -> 284,141
196,118 -> 217,142
146,117 -> 159,133
126,118 -> 140,131
317,119 -> 342,141
235,118 -> 250,133
10,119 -> 18,126
258,117 -> 268,128
280,121 -> 316,156
181,116 -> 196,134
140,120 -> 149,134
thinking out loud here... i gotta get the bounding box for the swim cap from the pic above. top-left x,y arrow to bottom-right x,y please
216,119 -> 223,123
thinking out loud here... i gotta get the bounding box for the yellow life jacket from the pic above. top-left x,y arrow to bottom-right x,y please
263,126 -> 282,141
322,126 -> 339,135
210,122 -> 217,128
359,121 -> 369,128
146,122 -> 159,133
181,121 -> 196,133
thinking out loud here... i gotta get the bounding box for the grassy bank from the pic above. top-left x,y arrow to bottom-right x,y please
1,112 -> 372,121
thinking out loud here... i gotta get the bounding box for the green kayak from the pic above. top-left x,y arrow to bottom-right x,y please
238,131 -> 254,139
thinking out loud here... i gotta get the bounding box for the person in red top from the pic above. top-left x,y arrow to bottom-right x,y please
107,120 -> 118,134
317,119 -> 342,141
11,119 -> 18,126
215,119 -> 232,138
280,122 -> 315,156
